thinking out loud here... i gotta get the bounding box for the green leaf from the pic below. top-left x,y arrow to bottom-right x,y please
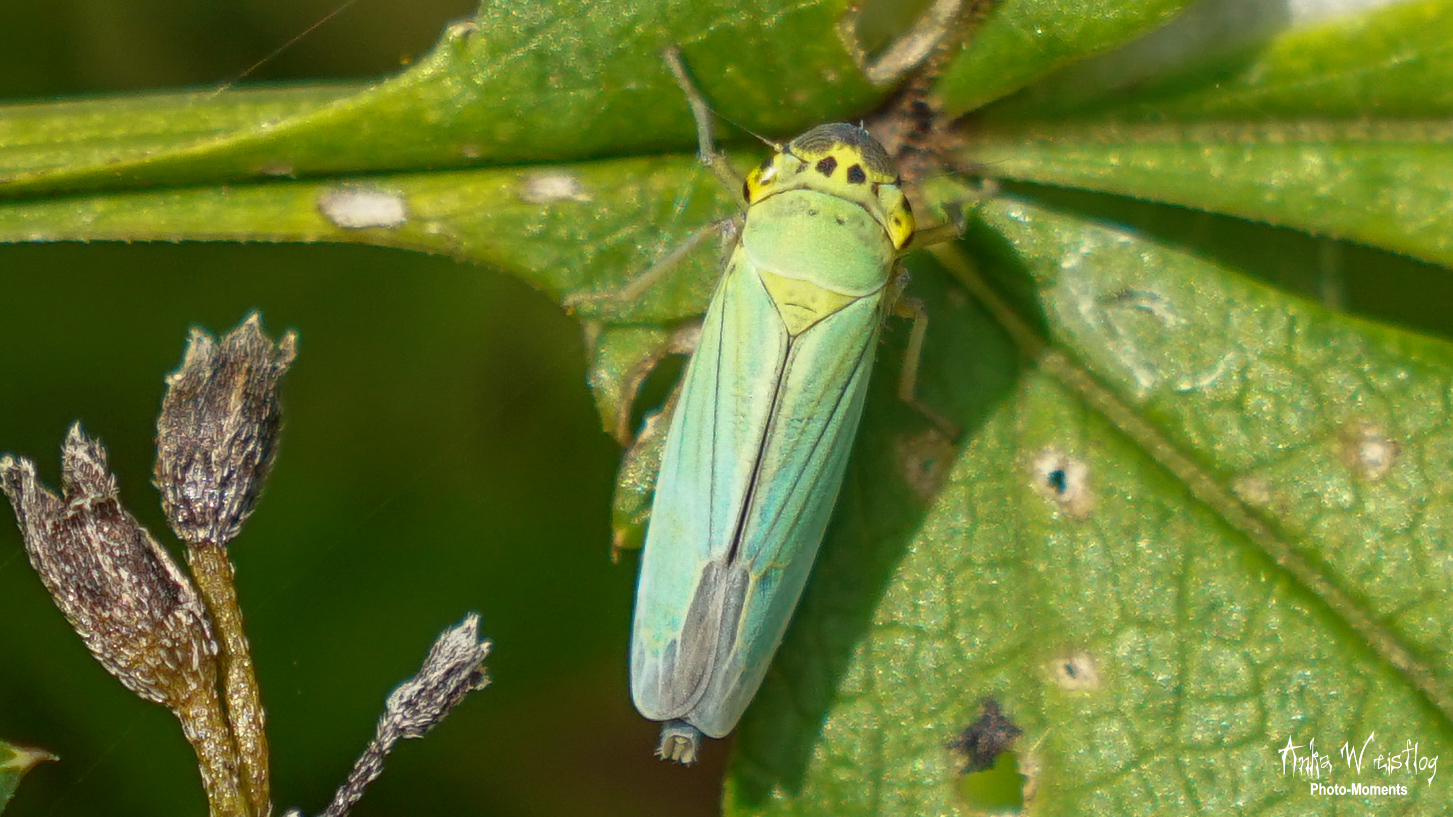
963,0 -> 1453,268
0,154 -> 733,322
0,741 -> 54,813
967,122 -> 1453,268
977,0 -> 1453,122
0,0 -> 881,198
932,0 -> 1196,116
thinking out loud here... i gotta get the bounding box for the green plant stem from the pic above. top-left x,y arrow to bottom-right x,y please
188,542 -> 271,817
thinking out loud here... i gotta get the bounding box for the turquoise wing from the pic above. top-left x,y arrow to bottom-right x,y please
629,225 -> 889,738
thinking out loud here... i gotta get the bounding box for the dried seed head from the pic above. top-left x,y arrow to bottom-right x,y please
0,426 -> 218,709
154,313 -> 297,546
307,614 -> 491,817
384,613 -> 492,740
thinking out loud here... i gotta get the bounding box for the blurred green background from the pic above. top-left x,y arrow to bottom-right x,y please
0,1 -> 724,815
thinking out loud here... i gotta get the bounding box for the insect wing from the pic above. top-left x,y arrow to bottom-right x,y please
629,242 -> 886,737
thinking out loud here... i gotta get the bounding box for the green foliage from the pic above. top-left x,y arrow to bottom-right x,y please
0,742 -> 53,813
2,1 -> 1452,816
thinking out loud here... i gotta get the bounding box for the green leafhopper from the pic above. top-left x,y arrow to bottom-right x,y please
628,51 -> 926,765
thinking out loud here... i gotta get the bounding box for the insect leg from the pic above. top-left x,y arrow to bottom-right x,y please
893,292 -> 960,438
663,47 -> 744,195
563,216 -> 736,310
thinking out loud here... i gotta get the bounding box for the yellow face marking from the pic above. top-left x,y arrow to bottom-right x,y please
744,123 -> 914,251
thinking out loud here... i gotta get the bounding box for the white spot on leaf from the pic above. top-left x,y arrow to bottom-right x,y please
1049,650 -> 1100,691
317,188 -> 408,230
1233,475 -> 1275,508
1340,421 -> 1398,482
895,427 -> 954,502
518,171 -> 591,204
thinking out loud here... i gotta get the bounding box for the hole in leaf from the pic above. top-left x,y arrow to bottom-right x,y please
949,700 -> 1028,814
955,750 -> 1027,815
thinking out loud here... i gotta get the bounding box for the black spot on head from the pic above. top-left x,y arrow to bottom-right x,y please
815,156 -> 838,177
757,157 -> 773,174
790,124 -> 895,177
846,164 -> 866,184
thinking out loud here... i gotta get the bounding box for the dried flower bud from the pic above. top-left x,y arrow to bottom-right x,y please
382,612 -> 491,740
154,313 -> 297,546
0,425 -> 219,709
308,614 -> 491,817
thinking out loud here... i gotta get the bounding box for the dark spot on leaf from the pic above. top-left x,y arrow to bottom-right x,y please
1049,650 -> 1100,690
948,699 -> 1022,774
895,428 -> 953,502
1031,449 -> 1091,518
815,156 -> 837,177
1046,468 -> 1067,495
